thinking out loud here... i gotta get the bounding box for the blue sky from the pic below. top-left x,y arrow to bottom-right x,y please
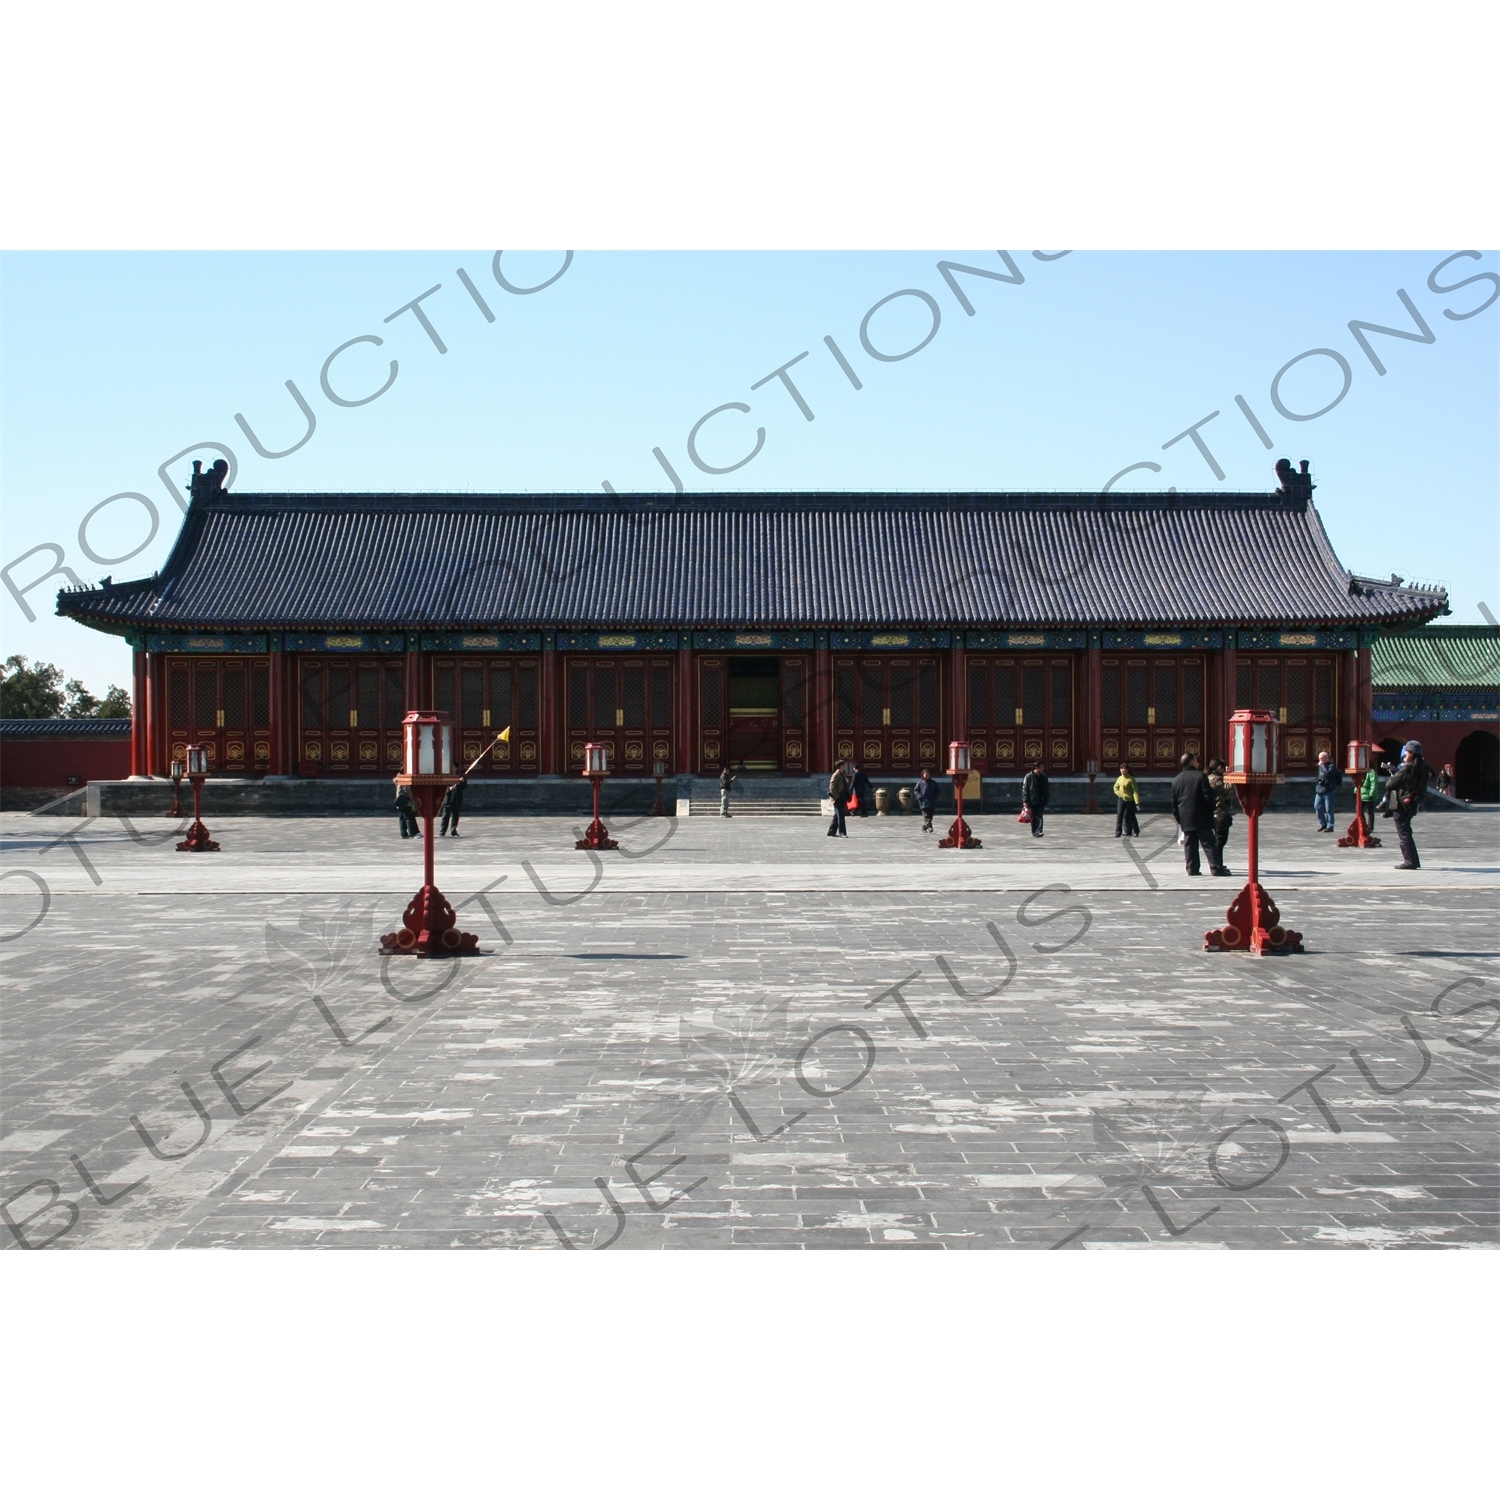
2,249 -> 1495,693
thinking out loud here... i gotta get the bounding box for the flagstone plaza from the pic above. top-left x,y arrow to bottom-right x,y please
3,807 -> 1497,1251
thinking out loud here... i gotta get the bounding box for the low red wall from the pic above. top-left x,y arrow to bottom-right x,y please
1374,719 -> 1499,800
0,737 -> 131,787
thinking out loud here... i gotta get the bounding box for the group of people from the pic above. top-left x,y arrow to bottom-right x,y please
1110,740 -> 1434,872
1169,753 -> 1233,876
1113,755 -> 1237,875
825,760 -> 877,835
823,759 -> 1057,838
393,774 -> 467,838
403,742 -> 1436,869
1315,744 -> 1431,867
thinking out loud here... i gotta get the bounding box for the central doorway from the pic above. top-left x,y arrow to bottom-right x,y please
565,654 -> 674,775
832,654 -> 942,773
1102,653 -> 1203,773
728,656 -> 780,771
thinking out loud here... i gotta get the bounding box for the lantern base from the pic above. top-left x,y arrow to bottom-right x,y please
938,817 -> 982,849
175,819 -> 219,852
1204,880 -> 1303,955
1336,806 -> 1381,849
576,818 -> 619,851
380,883 -> 479,957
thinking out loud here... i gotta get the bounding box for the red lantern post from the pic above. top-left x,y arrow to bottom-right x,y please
168,756 -> 185,819
576,741 -> 619,850
175,744 -> 220,851
1085,758 -> 1100,814
938,740 -> 982,849
1336,739 -> 1381,849
379,711 -> 479,956
649,757 -> 670,818
1205,709 -> 1303,955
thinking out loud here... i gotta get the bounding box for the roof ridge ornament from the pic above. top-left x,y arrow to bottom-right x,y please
1274,456 -> 1314,502
188,458 -> 230,505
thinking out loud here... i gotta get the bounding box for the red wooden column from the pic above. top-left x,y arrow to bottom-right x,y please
267,648 -> 287,774
948,638 -> 965,750
145,653 -> 165,776
403,647 -> 424,712
1339,648 -> 1356,754
540,641 -> 560,774
676,642 -> 695,776
813,642 -> 832,773
1084,640 -> 1102,775
129,648 -> 148,777
1353,645 -> 1373,747
283,650 -> 299,772
1217,641 -> 1237,764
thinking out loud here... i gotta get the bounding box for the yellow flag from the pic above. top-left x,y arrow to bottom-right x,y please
497,725 -> 511,743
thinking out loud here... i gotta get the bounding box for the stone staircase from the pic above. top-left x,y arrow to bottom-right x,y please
684,776 -> 824,816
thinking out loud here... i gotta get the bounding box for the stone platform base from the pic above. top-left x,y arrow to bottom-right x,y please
27,774 -> 1476,817
56,776 -> 677,819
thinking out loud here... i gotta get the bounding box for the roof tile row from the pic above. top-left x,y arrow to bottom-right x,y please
58,490 -> 1448,633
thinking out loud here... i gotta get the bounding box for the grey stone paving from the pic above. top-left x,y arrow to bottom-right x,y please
2,808 -> 1497,1250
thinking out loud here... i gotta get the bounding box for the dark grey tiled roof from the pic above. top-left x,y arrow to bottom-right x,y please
0,717 -> 132,738
57,490 -> 1448,633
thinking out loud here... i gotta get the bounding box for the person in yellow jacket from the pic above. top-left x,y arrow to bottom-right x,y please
1113,764 -> 1141,838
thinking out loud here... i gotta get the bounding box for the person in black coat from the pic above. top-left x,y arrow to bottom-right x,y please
1208,758 -> 1234,865
394,786 -> 418,839
850,762 -> 874,818
1170,753 -> 1227,876
440,774 -> 467,836
1383,740 -> 1429,869
1022,762 -> 1049,838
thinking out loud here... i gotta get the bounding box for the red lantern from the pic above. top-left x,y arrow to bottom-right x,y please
1226,708 -> 1279,781
939,740 -> 981,849
403,712 -> 453,777
1337,741 -> 1382,851
649,756 -> 670,818
576,741 -> 619,850
175,742 -> 220,852
379,711 -> 478,957
1206,710 -> 1302,955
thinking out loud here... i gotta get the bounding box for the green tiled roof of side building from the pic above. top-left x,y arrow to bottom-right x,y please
1372,625 -> 1500,689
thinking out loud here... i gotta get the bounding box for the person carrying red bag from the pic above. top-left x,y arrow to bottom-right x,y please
1022,761 -> 1050,838
827,762 -> 851,838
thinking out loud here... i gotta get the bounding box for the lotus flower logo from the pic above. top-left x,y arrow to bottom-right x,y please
1042,1088 -> 1227,1242
263,902 -> 375,995
635,998 -> 801,1139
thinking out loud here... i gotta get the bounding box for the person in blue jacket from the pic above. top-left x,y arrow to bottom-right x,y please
913,767 -> 939,833
1313,750 -> 1342,832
